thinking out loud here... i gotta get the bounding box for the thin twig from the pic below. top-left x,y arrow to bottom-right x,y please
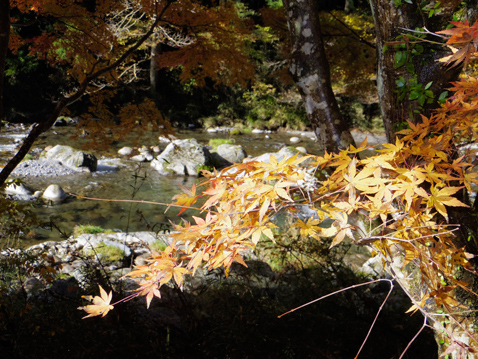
277,278 -> 393,318
398,316 -> 428,359
354,279 -> 394,358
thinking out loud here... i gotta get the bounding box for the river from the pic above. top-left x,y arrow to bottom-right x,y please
1,124 -> 336,246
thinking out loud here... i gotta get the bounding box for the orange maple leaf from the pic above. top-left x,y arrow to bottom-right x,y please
427,186 -> 468,220
78,285 -> 114,319
170,183 -> 198,215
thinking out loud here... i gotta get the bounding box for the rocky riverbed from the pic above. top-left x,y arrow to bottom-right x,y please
0,124 -> 387,245
12,159 -> 82,177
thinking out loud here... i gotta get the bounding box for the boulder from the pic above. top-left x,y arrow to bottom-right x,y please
215,144 -> 247,164
5,182 -> 33,198
130,154 -> 148,162
151,139 -> 211,176
42,184 -> 67,202
40,145 -> 97,172
118,146 -> 133,156
249,146 -> 305,164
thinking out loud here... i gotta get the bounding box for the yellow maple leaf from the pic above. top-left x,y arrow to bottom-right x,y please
427,186 -> 468,220
170,183 -> 198,215
78,285 -> 114,319
294,217 -> 322,239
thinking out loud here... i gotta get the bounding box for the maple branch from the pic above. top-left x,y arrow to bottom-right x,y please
69,193 -> 205,213
277,278 -> 393,318
0,1 -> 172,186
398,317 -> 428,359
354,279 -> 394,359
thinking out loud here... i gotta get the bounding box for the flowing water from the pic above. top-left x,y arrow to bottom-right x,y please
0,124 -> 326,245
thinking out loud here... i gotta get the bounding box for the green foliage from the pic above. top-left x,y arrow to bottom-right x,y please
196,164 -> 214,174
392,30 -> 439,115
4,49 -> 39,83
0,191 -> 37,249
20,154 -> 33,162
338,98 -> 383,132
266,0 -> 283,10
230,128 -> 243,136
396,76 -> 434,110
243,82 -> 308,130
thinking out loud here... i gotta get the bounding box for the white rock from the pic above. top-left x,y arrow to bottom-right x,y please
151,138 -> 210,176
42,184 -> 67,202
290,136 -> 301,143
158,135 -> 177,143
216,144 -> 247,164
207,128 -> 218,133
252,129 -> 264,134
296,146 -> 307,154
130,154 -> 147,162
33,190 -> 43,198
5,182 -> 33,196
118,147 -> 133,156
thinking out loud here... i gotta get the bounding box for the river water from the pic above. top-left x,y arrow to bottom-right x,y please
0,124 -> 328,246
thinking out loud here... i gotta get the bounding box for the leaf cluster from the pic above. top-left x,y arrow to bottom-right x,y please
79,17 -> 478,354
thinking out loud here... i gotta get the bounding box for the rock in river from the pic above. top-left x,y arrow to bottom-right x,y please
42,184 -> 67,202
40,145 -> 97,172
151,138 -> 211,176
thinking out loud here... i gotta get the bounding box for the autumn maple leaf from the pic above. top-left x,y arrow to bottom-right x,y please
427,185 -> 468,220
170,183 -> 198,215
78,285 -> 114,319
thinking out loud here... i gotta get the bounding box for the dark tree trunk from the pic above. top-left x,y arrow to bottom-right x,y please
369,0 -> 467,142
368,2 -> 478,356
283,0 -> 355,153
0,0 -> 10,123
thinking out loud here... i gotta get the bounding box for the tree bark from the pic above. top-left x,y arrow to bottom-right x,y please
368,2 -> 478,356
0,0 -> 10,124
369,0 -> 465,142
283,0 -> 355,153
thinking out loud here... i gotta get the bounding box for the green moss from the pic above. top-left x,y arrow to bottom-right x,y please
230,128 -> 243,136
85,244 -> 125,262
150,240 -> 168,252
197,164 -> 214,174
73,225 -> 114,237
21,154 -> 33,162
208,138 -> 235,150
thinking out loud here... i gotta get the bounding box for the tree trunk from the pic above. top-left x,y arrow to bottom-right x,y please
368,2 -> 478,356
0,0 -> 10,124
369,0 -> 465,142
283,0 -> 355,153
